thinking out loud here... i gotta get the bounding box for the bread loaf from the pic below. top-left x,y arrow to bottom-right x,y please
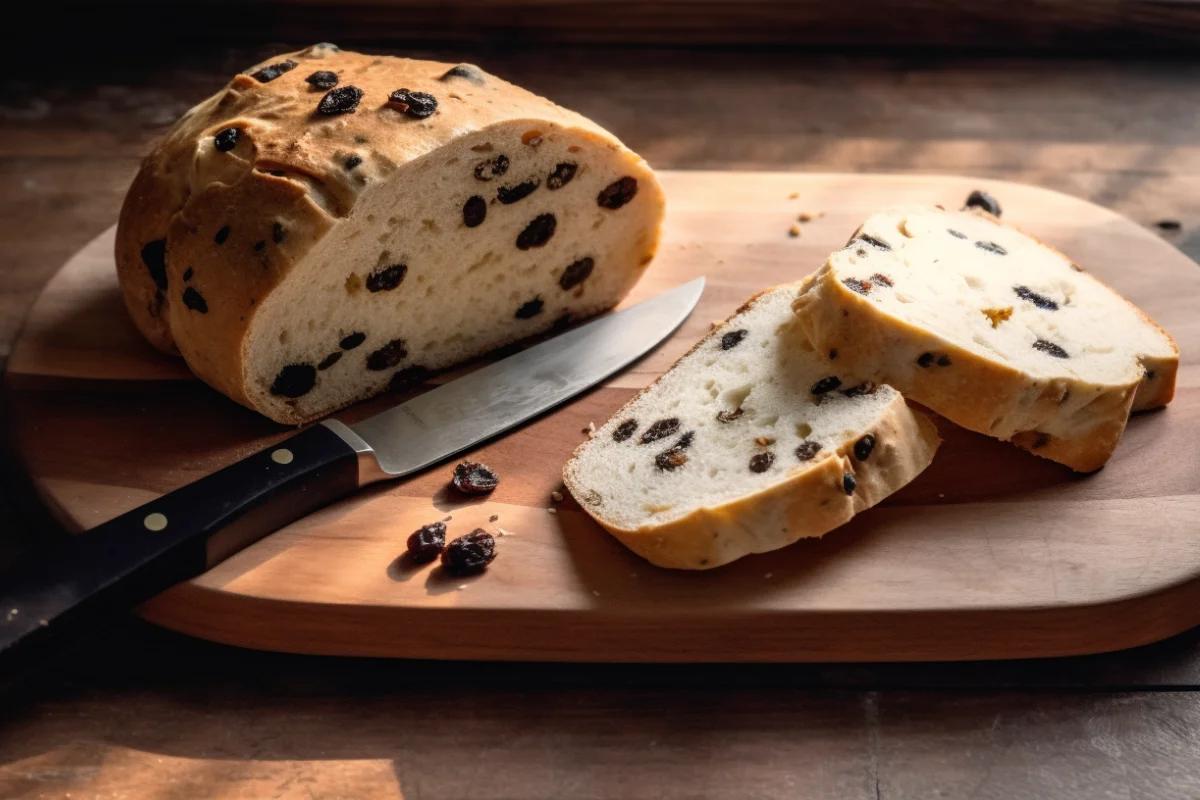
792,205 -> 1178,471
116,45 -> 665,423
563,283 -> 940,570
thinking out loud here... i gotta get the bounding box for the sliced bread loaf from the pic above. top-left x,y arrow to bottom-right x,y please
792,206 -> 1179,472
563,283 -> 940,570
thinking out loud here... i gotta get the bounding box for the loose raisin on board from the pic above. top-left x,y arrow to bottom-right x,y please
497,179 -> 540,204
1033,338 -> 1070,358
947,229 -> 967,239
182,287 -> 208,313
453,461 -> 500,495
640,418 -> 680,444
851,234 -> 891,251
439,64 -> 486,85
917,352 -> 936,368
340,331 -> 366,350
547,162 -> 577,190
842,381 -> 876,398
854,434 -> 876,461
250,59 -> 297,83
389,365 -> 431,391
366,339 -> 408,370
406,522 -> 447,564
811,376 -> 842,395
366,263 -> 408,292
749,452 -> 776,473
843,473 -> 857,495
613,419 -> 639,442
214,225 -> 231,245
559,257 -> 594,290
474,154 -> 509,181
317,85 -> 363,115
463,195 -> 487,228
273,222 -> 287,244
345,155 -> 362,170
441,530 -> 496,576
270,364 -> 316,397
721,329 -> 749,350
214,127 -> 240,152
305,70 -> 338,90
965,190 -> 1002,216
317,351 -> 342,370
387,89 -> 438,119
516,214 -> 556,249
716,408 -> 744,423
141,240 -> 168,291
976,241 -> 1007,255
515,297 -> 544,319
870,273 -> 894,287
795,440 -> 822,461
597,176 -> 638,209
1013,285 -> 1058,310
843,278 -> 871,296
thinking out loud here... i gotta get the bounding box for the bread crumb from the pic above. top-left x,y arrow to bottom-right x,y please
797,211 -> 825,222
711,320 -> 723,330
788,223 -> 803,238
458,584 -> 468,591
489,514 -> 499,522
497,527 -> 515,537
551,490 -> 564,503
788,192 -> 800,199
938,493 -> 945,499
630,572 -> 637,578
764,573 -> 773,579
6,608 -> 17,621
584,421 -> 596,438
592,590 -> 601,597
443,515 -> 452,522
754,436 -> 775,446
547,507 -> 557,514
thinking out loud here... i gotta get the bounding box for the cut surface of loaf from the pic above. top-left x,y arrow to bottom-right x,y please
563,283 -> 941,570
793,205 -> 1178,471
115,45 -> 665,424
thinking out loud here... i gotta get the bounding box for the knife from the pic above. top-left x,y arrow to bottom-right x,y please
0,278 -> 704,681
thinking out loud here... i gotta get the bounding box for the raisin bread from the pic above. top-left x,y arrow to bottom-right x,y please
116,45 -> 665,424
562,283 -> 940,570
792,206 -> 1179,472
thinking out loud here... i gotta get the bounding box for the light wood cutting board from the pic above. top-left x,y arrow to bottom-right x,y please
5,171 -> 1199,662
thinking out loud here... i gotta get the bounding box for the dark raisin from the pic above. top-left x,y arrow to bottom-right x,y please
406,522 -> 446,564
309,350 -> 340,371
640,418 -> 680,444
547,162 -> 578,190
870,273 -> 894,287
272,222 -> 287,244
749,452 -> 776,473
366,339 -> 407,370
716,408 -> 744,423
1145,368 -> 1157,381
597,176 -> 638,210
917,352 -> 935,368
843,278 -> 871,296
497,179 -> 540,204
721,329 -> 749,350
441,530 -> 496,576
345,155 -> 362,170
975,241 -> 1007,255
270,364 -> 316,397
1030,433 -> 1050,449
551,313 -> 572,332
267,170 -> 286,177
250,59 -> 298,83
387,89 -> 438,119
452,461 -> 499,495
965,190 -> 1002,216
1013,285 -> 1058,310
843,473 -> 857,495
1156,219 -> 1182,231
516,214 -> 556,249
317,85 -> 363,115
829,349 -> 839,360
182,286 -> 208,313
214,127 -> 240,152
340,331 -> 366,350
515,297 -> 544,319
463,195 -> 487,228
947,229 -> 967,239
795,440 -> 822,461
841,381 -> 877,398
1033,339 -> 1069,358
439,64 -> 486,85
474,154 -> 510,181
851,234 -> 891,251
140,240 -> 168,291
613,419 -> 638,442
811,375 -> 842,395
674,431 -> 696,450
182,267 -> 194,282
366,263 -> 407,292
655,447 -> 689,471
389,365 -> 431,391
559,257 -> 594,290
305,70 -> 338,90
214,225 -> 230,245
253,240 -> 266,252
854,434 -> 876,461
936,355 -> 952,367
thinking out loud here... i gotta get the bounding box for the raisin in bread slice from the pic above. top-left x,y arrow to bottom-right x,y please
116,45 -> 665,424
563,283 -> 940,570
792,206 -> 1179,472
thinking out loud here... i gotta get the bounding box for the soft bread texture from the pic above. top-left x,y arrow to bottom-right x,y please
793,206 -> 1178,472
115,45 -> 665,424
563,283 -> 941,570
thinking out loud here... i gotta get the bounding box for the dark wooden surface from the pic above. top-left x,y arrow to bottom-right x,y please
2,43 -> 1200,797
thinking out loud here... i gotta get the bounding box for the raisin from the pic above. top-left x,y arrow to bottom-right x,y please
440,64 -> 486,86
843,278 -> 871,296
947,229 -> 967,239
843,473 -> 857,495
497,179 -> 540,204
182,267 -> 194,282
870,273 -> 894,287
453,461 -> 499,495
917,352 -> 935,368
182,286 -> 208,313
516,214 -> 556,249
1156,219 -> 1182,231
317,85 -> 363,115
1013,285 -> 1058,310
936,355 -> 952,367
305,70 -> 338,90
366,263 -> 408,292
597,176 -> 638,209
272,222 -> 287,244
406,522 -> 446,564
854,434 -> 876,461
547,162 -> 578,190
851,234 -> 891,251
345,155 -> 362,170
214,127 -> 240,152
640,418 -> 680,444
551,313 -> 572,332
795,440 -> 822,461
811,375 -> 842,395
441,530 -> 496,576
340,331 -> 366,350
141,240 -> 168,291
613,419 -> 639,442
976,241 -> 1007,255
387,89 -> 438,119
515,297 -> 544,319
1145,368 -> 1157,380
389,365 -> 431,390
674,431 -> 696,450
1033,339 -> 1069,358
316,351 -> 341,370
214,225 -> 230,245
474,154 -> 510,181
965,190 -> 1002,216
270,364 -> 316,397
717,408 -> 744,423
250,59 -> 297,82
829,348 -> 839,360
253,240 -> 267,252
841,381 -> 877,397
366,339 -> 407,370
463,195 -> 487,228
559,257 -> 594,290
655,447 -> 689,471
749,452 -> 775,473
721,329 -> 749,350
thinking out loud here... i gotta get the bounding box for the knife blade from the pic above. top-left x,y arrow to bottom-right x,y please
0,278 -> 704,684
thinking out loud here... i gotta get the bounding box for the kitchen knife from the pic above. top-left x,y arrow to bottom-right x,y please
0,277 -> 704,680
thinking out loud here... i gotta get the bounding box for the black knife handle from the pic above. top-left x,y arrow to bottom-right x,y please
0,422 -> 363,684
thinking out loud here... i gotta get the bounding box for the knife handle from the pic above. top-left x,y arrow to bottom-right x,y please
0,422 -> 366,686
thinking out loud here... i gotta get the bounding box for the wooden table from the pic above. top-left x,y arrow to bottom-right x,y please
2,44 -> 1200,798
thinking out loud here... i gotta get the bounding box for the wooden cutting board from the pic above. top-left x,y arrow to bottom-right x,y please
5,171 -> 1199,662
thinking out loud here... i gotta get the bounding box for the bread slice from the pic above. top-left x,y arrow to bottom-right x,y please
563,283 -> 940,570
115,46 -> 664,424
792,206 -> 1179,472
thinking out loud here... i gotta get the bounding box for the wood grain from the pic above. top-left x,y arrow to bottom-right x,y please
5,171 -> 1198,662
